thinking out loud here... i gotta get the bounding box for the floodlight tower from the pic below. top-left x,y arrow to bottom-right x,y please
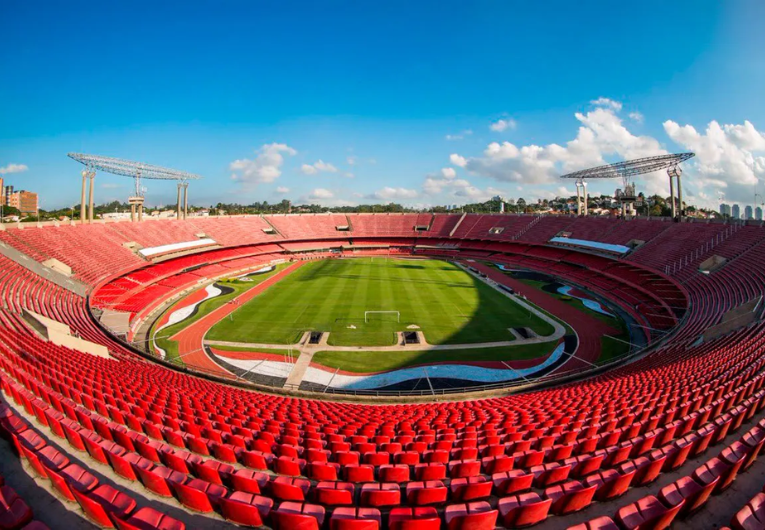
80,167 -> 96,224
574,178 -> 589,216
561,153 -> 695,219
68,153 -> 203,222
667,165 -> 683,218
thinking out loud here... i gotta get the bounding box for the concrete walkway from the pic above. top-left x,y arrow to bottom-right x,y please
284,350 -> 316,388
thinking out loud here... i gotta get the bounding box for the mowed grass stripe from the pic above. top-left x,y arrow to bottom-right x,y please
206,258 -> 555,347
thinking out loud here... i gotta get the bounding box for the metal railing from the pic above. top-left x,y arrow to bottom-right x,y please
665,221 -> 743,275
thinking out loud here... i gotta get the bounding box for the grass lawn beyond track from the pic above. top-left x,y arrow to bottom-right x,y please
206,258 -> 554,347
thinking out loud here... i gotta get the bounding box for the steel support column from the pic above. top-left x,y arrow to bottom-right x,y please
183,183 -> 188,219
669,170 -> 676,219
582,181 -> 588,216
80,171 -> 88,224
677,174 -> 683,219
88,173 -> 95,223
177,183 -> 182,219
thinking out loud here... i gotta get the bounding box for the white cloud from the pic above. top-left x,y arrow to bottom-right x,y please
452,106 -> 666,193
299,188 -> 357,207
309,188 -> 334,199
423,170 -> 470,195
591,97 -> 623,111
664,119 -> 765,206
0,163 -> 28,175
275,186 -> 290,194
422,166 -> 503,203
368,187 -> 419,200
301,159 -> 338,175
450,154 -> 467,167
453,185 -> 505,202
628,112 -> 644,124
346,156 -> 356,166
490,118 -> 516,132
446,129 -> 473,141
230,143 -> 297,188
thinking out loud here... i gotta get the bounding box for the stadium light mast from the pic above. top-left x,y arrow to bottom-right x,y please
68,153 -> 203,222
560,153 -> 694,219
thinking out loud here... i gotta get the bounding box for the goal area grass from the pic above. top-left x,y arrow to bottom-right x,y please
206,258 -> 555,347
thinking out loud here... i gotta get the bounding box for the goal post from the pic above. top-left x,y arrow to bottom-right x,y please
365,311 -> 400,323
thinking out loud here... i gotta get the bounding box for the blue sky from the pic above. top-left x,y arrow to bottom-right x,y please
1,0 -> 764,210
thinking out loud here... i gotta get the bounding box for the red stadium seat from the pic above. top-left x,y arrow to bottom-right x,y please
271,476 -> 311,501
110,507 -> 186,530
360,483 -> 400,508
330,507 -> 381,530
616,495 -> 684,530
0,486 -> 33,530
444,502 -> 498,530
315,482 -> 355,506
499,492 -> 552,527
545,480 -> 597,515
272,502 -> 325,530
219,491 -> 273,527
388,507 -> 440,530
450,476 -> 493,501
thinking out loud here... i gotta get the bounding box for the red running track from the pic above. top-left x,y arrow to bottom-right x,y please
169,262 -> 305,378
469,261 -> 620,370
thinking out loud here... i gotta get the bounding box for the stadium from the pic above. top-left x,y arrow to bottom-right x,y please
3,2 -> 765,529
1,192 -> 765,530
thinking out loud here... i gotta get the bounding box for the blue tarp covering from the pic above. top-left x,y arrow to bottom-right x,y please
549,237 -> 630,254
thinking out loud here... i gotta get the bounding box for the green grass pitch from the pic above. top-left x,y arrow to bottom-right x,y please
206,258 -> 554,347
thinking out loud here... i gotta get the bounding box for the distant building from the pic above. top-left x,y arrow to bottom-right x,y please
8,190 -> 38,214
732,204 -> 741,219
757,207 -> 763,221
719,204 -> 731,217
101,211 -> 132,220
745,205 -> 753,220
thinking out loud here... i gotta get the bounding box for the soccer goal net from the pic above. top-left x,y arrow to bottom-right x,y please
364,311 -> 400,323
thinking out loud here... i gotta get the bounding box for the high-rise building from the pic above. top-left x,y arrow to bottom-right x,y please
8,190 -> 38,214
720,203 -> 731,217
745,205 -> 754,220
732,204 -> 741,219
757,207 -> 763,221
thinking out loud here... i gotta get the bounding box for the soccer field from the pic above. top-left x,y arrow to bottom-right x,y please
205,258 -> 555,347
